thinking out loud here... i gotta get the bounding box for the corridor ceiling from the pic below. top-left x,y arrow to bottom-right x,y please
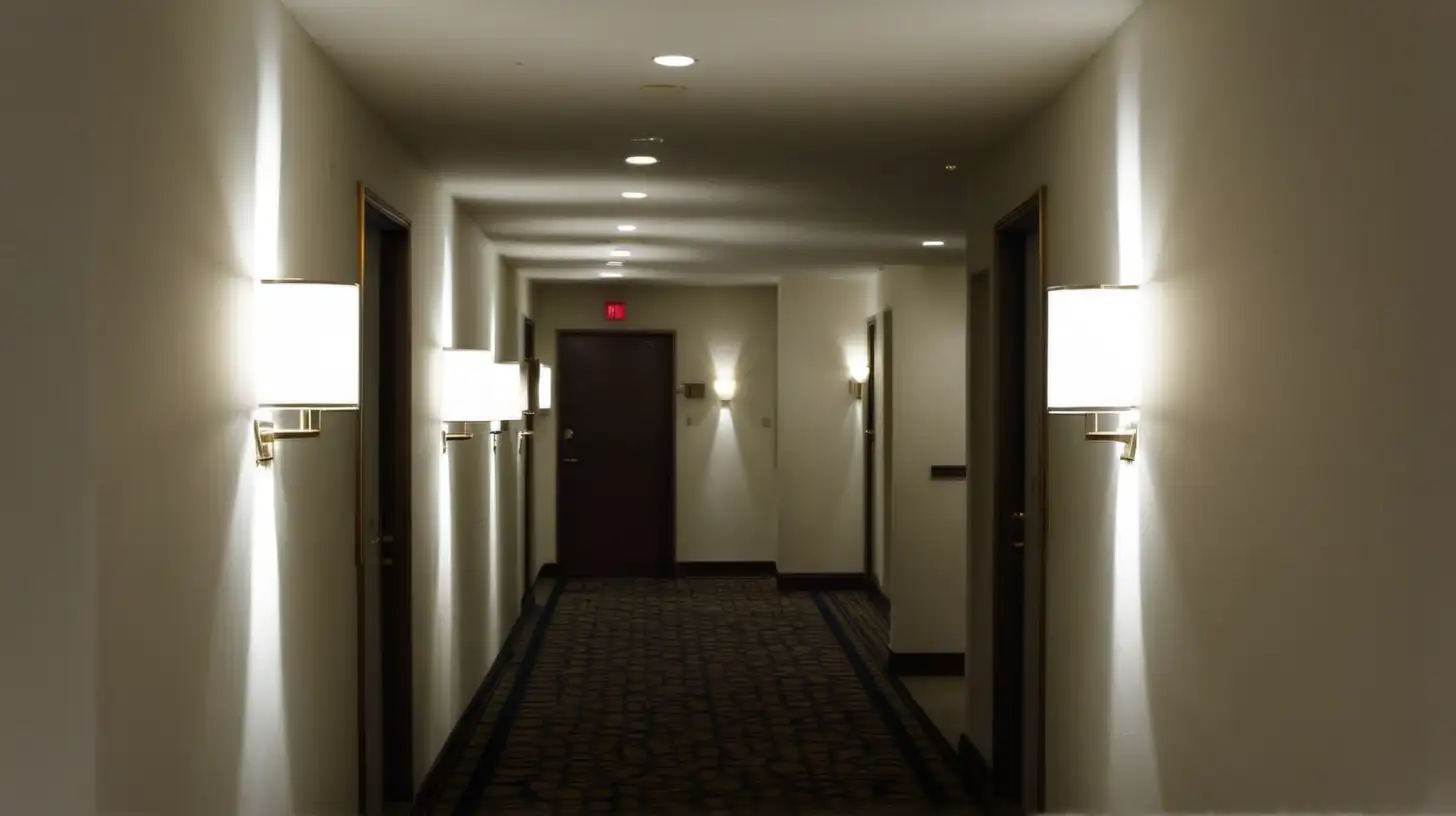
284,0 -> 1141,283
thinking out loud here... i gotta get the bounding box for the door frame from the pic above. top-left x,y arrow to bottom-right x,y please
356,183 -> 414,812
553,328 -> 677,578
863,316 -> 877,581
988,186 -> 1049,812
522,316 -> 536,604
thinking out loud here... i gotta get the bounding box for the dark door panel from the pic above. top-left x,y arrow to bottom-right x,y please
557,332 -> 675,578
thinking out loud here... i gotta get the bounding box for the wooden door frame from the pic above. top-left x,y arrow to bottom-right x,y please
522,316 -> 536,604
988,185 -> 1049,813
863,316 -> 877,581
553,328 -> 677,577
356,183 -> 413,811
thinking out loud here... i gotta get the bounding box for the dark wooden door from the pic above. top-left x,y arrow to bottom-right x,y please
991,190 -> 1046,809
369,196 -> 414,805
556,331 -> 675,578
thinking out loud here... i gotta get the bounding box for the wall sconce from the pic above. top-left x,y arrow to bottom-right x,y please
848,364 -> 870,399
713,377 -> 737,406
521,359 -> 552,416
472,361 -> 528,452
517,359 -> 553,453
538,363 -> 553,413
254,279 -> 360,465
441,348 -> 496,451
1046,284 -> 1142,461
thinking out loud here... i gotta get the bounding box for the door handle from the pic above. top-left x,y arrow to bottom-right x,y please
1011,512 -> 1026,548
562,457 -> 579,464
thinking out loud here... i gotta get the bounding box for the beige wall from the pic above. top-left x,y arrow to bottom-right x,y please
776,277 -> 876,574
0,3 -> 97,812
80,0 -> 521,811
531,283 -> 778,566
963,0 -> 1454,810
877,266 -> 968,655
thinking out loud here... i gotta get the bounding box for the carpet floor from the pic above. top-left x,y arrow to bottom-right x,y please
419,578 -> 972,814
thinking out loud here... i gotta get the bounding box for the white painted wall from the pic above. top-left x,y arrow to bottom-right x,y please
447,211 -> 524,724
776,277 -> 875,575
877,266 -> 968,655
0,3 -> 97,812
531,283 -> 778,566
963,0 -> 1455,810
81,0 -> 519,811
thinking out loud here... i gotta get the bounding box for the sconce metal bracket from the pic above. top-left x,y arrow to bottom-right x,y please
442,422 -> 475,453
849,380 -> 865,400
1084,413 -> 1139,461
254,410 -> 323,465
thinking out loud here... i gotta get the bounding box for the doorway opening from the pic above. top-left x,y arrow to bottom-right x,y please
357,185 -> 414,812
555,330 -> 675,578
990,187 -> 1048,812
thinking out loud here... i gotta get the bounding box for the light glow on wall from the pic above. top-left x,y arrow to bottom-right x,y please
240,5 -> 294,811
1107,32 -> 1161,810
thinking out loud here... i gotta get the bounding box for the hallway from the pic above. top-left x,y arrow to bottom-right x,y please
420,580 -> 970,814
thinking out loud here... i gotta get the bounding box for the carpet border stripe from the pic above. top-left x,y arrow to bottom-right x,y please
450,579 -> 566,814
811,591 -> 949,806
824,591 -> 979,799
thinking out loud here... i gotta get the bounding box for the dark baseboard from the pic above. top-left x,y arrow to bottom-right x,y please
957,734 -> 995,812
867,579 -> 891,618
413,597 -> 536,807
676,561 -> 778,578
776,573 -> 867,592
887,650 -> 965,677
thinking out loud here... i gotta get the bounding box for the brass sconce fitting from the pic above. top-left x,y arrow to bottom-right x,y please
255,409 -> 323,465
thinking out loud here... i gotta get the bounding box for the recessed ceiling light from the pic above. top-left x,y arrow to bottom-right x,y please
625,155 -> 658,165
653,55 -> 696,67
606,261 -> 624,267
923,240 -> 946,247
610,250 -> 632,257
621,191 -> 648,199
617,224 -> 637,232
599,271 -> 624,279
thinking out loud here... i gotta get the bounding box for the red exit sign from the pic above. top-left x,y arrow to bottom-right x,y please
605,301 -> 626,321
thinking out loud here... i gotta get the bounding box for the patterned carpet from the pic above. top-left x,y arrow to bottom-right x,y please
419,578 -> 972,814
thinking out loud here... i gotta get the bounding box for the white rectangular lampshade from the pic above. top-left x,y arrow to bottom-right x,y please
1046,285 -> 1141,413
257,280 -> 359,408
538,364 -> 553,412
481,362 -> 526,422
441,349 -> 495,422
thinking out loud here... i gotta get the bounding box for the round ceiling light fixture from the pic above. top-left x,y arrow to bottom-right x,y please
610,249 -> 632,257
625,155 -> 658,165
923,240 -> 946,247
606,261 -> 624,267
617,224 -> 637,232
621,191 -> 648,199
599,271 -> 624,279
653,55 -> 696,68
